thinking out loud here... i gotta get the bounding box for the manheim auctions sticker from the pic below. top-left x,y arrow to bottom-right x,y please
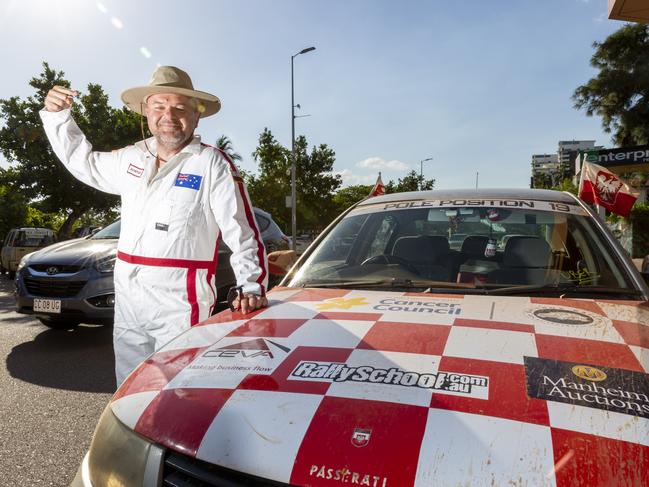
524,356 -> 649,419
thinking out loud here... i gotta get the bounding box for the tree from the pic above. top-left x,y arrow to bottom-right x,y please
0,62 -> 143,238
531,172 -> 553,190
293,135 -> 342,230
247,128 -> 341,232
553,177 -> 578,196
385,170 -> 435,193
247,129 -> 291,229
573,24 -> 649,146
215,135 -> 242,162
0,180 -> 29,239
333,184 -> 373,214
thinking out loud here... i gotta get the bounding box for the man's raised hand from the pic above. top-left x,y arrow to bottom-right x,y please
44,86 -> 79,112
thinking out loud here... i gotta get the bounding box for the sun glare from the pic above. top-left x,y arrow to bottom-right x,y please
110,17 -> 124,29
4,0 -> 98,38
2,0 -> 159,68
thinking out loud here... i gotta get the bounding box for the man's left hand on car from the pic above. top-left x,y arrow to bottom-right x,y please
232,292 -> 268,314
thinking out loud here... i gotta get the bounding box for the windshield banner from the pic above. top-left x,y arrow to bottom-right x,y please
351,199 -> 588,216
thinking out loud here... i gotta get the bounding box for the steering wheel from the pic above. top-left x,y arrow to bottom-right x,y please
360,254 -> 420,275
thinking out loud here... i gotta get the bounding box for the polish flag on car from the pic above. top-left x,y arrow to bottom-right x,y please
578,160 -> 639,217
369,172 -> 385,197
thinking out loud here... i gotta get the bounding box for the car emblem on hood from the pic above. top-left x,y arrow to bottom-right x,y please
46,266 -> 59,275
351,428 -> 372,448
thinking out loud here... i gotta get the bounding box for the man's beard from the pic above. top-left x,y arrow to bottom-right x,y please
154,131 -> 191,151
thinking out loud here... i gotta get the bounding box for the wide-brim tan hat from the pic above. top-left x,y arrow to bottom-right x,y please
121,66 -> 221,118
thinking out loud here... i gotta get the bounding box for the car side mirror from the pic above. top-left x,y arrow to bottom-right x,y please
267,250 -> 297,275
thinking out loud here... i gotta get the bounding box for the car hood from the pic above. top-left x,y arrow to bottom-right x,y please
111,288 -> 649,486
26,237 -> 117,265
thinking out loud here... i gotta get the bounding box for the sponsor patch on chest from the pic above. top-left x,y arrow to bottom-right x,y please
175,173 -> 202,190
127,163 -> 144,178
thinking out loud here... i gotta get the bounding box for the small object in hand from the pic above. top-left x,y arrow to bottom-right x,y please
227,285 -> 244,311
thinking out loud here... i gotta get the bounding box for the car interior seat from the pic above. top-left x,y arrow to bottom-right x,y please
456,235 -> 500,283
392,235 -> 458,281
487,236 -> 554,285
459,236 -> 490,264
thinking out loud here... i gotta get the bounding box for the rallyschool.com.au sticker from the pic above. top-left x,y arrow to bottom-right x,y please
526,306 -> 608,327
309,465 -> 388,487
289,361 -> 489,398
524,356 -> 649,419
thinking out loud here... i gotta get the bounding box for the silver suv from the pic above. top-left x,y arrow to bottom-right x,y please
15,220 -> 121,329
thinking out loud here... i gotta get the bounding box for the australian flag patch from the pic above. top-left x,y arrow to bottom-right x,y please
175,173 -> 202,190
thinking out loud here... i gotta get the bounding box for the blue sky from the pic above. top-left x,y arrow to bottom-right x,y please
0,0 -> 624,189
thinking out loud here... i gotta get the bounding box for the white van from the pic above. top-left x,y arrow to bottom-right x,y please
1,227 -> 56,279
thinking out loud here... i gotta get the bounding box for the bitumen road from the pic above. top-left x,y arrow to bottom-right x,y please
0,276 -> 115,486
0,275 -> 231,486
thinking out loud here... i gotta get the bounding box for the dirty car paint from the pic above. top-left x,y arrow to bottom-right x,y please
111,288 -> 649,486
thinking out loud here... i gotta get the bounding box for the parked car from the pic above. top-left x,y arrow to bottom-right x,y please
15,220 -> 121,329
72,225 -> 102,238
293,233 -> 315,254
0,227 -> 56,279
218,207 -> 291,291
71,189 -> 649,487
252,207 -> 291,253
15,208 -> 288,329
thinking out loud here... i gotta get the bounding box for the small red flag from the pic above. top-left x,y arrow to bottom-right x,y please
369,172 -> 385,197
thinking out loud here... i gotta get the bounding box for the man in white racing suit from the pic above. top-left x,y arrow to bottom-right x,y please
41,66 -> 268,385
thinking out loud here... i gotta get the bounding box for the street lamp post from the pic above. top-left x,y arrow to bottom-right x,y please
291,46 -> 316,251
419,157 -> 433,190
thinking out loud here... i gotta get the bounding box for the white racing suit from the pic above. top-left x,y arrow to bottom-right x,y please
40,109 -> 268,385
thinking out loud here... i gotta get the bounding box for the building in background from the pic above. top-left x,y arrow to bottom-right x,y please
530,153 -> 560,187
558,140 -> 601,179
531,140 -> 601,188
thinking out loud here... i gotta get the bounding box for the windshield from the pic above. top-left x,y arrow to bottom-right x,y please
288,199 -> 640,298
90,220 -> 121,239
16,232 -> 55,247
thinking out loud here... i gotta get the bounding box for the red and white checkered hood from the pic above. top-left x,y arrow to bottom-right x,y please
111,287 -> 649,486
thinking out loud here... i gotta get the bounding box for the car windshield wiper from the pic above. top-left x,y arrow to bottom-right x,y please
484,283 -> 644,298
299,278 -> 477,291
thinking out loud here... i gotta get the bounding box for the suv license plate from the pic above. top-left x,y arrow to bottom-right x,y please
33,298 -> 61,314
